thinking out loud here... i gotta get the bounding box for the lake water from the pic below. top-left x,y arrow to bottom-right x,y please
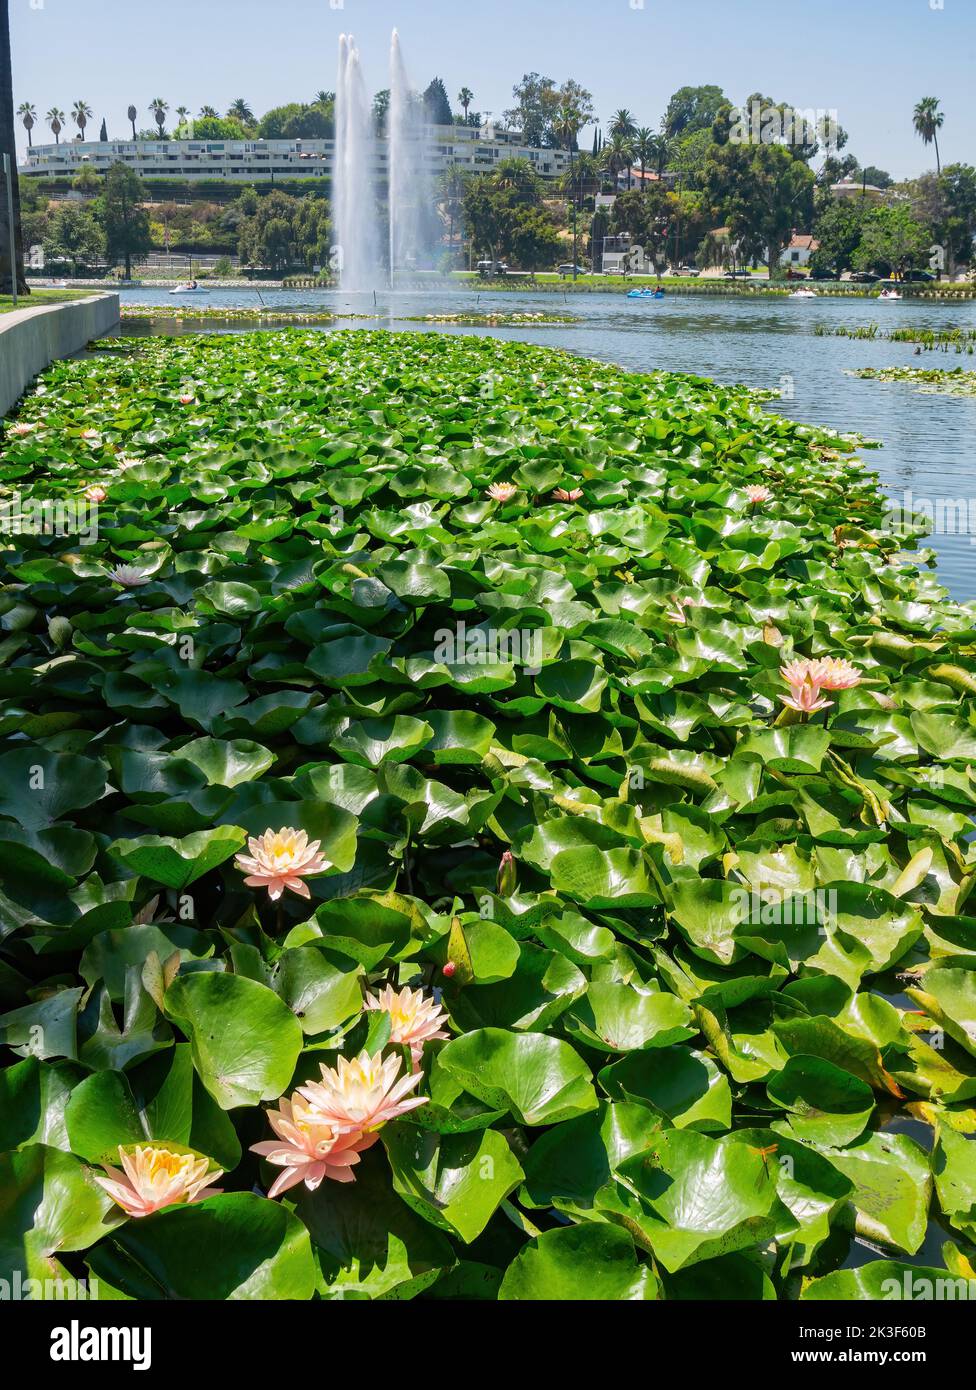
120,286 -> 976,602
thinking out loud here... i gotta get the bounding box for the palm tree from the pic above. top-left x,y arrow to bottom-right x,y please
72,99 -> 92,141
634,126 -> 655,181
457,86 -> 474,122
0,0 -> 26,295
175,105 -> 190,134
46,106 -> 65,144
313,90 -> 334,107
603,132 -> 634,188
610,108 -> 636,140
198,105 -> 218,120
228,98 -> 254,125
438,160 -> 467,252
17,100 -> 34,147
649,130 -> 672,176
913,96 -> 944,174
150,97 -> 168,139
127,104 -> 138,139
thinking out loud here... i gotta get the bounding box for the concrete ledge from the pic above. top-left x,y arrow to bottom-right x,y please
0,293 -> 120,416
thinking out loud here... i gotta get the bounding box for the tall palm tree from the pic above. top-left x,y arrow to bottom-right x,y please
175,105 -> 190,134
46,106 -> 65,144
127,104 -> 138,139
610,108 -> 636,140
313,90 -> 333,107
17,100 -> 34,147
150,97 -> 168,139
457,86 -> 474,122
228,98 -> 254,125
72,99 -> 92,141
198,104 -> 218,120
0,0 -> 26,295
913,96 -> 944,174
603,132 -> 634,187
438,160 -> 467,251
634,126 -> 655,181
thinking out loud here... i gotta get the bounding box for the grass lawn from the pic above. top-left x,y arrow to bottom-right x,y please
0,288 -> 97,315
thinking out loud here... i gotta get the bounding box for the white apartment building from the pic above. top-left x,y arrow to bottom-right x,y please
18,124 -> 572,186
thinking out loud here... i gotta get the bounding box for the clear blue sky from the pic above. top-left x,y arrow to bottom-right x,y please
12,0 -> 975,178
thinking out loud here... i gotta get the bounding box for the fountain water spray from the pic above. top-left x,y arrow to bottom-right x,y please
333,34 -> 382,291
333,31 -> 436,292
388,29 -> 435,288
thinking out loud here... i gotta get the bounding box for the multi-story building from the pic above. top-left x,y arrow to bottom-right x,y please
18,124 -> 572,187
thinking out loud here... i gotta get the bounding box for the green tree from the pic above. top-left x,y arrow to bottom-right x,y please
192,116 -> 246,141
508,204 -> 561,271
423,78 -> 453,127
633,126 -> 655,180
610,184 -> 677,271
127,104 -> 138,138
457,87 -> 474,122
703,138 -> 816,274
0,0 -> 26,294
810,199 -> 870,275
258,102 -> 332,140
503,72 -> 557,146
42,202 -> 103,274
852,204 -> 930,277
913,96 -> 944,175
860,166 -> 893,189
101,161 -> 151,279
662,85 -> 727,141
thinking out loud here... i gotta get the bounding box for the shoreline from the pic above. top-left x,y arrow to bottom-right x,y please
27,276 -> 976,302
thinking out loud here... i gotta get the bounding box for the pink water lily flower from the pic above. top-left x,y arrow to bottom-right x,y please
234,827 -> 330,901
9,422 -> 37,436
779,658 -> 833,714
299,1050 -> 427,1134
93,1145 -> 222,1219
364,985 -> 449,1067
179,392 -> 196,405
109,564 -> 151,587
85,486 -> 107,503
487,482 -> 517,502
81,428 -> 100,441
250,1092 -> 376,1198
814,656 -> 863,690
552,487 -> 584,502
745,484 -> 772,504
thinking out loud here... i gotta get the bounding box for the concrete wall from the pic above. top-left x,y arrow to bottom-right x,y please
0,293 -> 120,417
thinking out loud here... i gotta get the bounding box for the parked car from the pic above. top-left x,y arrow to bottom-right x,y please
848,270 -> 880,283
809,268 -> 838,280
476,260 -> 509,277
556,263 -> 588,276
673,264 -> 700,277
725,268 -> 752,279
901,268 -> 937,283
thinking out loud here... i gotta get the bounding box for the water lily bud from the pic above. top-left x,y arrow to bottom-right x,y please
497,849 -> 516,896
442,961 -> 457,978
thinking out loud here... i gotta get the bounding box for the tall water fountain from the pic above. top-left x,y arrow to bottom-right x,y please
334,30 -> 436,292
333,34 -> 383,291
